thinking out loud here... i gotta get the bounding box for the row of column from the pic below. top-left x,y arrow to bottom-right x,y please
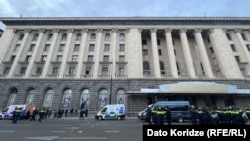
6,28 -> 120,78
149,28 -> 214,78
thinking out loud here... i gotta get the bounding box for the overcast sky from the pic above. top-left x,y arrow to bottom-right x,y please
1,0 -> 250,29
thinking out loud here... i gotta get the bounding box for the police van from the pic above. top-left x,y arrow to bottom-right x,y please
95,104 -> 126,120
149,101 -> 191,123
1,104 -> 34,119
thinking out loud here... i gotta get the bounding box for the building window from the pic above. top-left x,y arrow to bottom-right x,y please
14,44 -> 20,52
246,44 -> 250,51
235,56 -> 241,62
176,62 -> 180,75
103,55 -> 109,62
43,89 -> 54,108
26,55 -> 31,62
143,61 -> 150,74
207,36 -> 211,43
20,68 -> 26,74
29,44 -> 35,52
119,55 -> 125,62
240,68 -> 246,76
87,55 -> 94,62
61,34 -> 67,41
26,89 -> 35,104
104,44 -> 110,52
105,33 -> 110,41
174,49 -> 176,56
53,67 -> 59,74
19,34 -> 24,40
74,44 -> 80,52
42,55 -> 47,62
11,55 -> 16,62
102,68 -> 108,75
142,49 -> 148,56
158,49 -> 162,56
61,89 -> 72,108
76,33 -> 82,40
201,63 -> 205,75
226,33 -> 232,40
47,34 -> 53,41
118,68 -> 125,75
119,33 -> 125,41
57,55 -> 62,62
98,89 -> 108,109
72,55 -> 78,62
85,68 -> 92,75
90,33 -> 96,40
119,44 -> 125,52
3,68 -> 10,74
36,67 -> 42,74
44,44 -> 50,52
89,44 -> 95,52
117,89 -> 125,104
58,44 -> 65,52
157,39 -> 161,45
80,89 -> 89,107
142,39 -> 147,45
230,44 -> 236,52
209,47 -> 214,54
6,89 -> 17,107
160,61 -> 165,71
69,67 -> 76,75
32,34 -> 39,41
241,33 -> 247,40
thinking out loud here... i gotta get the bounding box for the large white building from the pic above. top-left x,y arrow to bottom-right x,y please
0,17 -> 250,116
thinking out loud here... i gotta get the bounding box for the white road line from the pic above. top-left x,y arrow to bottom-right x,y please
0,131 -> 14,133
42,125 -> 70,127
57,137 -> 107,140
52,131 -> 66,133
119,125 -> 142,127
105,131 -> 120,133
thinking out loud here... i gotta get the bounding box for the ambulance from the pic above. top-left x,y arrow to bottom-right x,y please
1,104 -> 34,119
95,104 -> 126,120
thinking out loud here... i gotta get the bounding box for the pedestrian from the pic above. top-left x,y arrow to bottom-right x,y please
85,108 -> 88,117
65,109 -> 68,117
79,109 -> 84,120
166,107 -> 171,125
30,108 -> 37,121
157,106 -> 166,125
38,108 -> 45,122
70,108 -> 74,117
190,105 -> 198,125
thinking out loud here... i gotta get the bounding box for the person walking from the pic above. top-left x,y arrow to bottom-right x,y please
38,108 -> 45,122
166,107 -> 172,125
79,109 -> 84,120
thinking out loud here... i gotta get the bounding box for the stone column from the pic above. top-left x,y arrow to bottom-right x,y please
165,29 -> 178,78
7,29 -> 30,78
42,29 -> 59,78
59,29 -> 74,78
150,29 -> 161,78
111,28 -> 118,77
25,29 -> 45,78
76,29 -> 88,78
93,29 -> 103,78
179,29 -> 196,78
193,29 -> 214,78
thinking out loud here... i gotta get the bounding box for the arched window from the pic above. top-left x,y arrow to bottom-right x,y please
6,88 -> 18,107
32,34 -> 39,41
19,34 -> 24,40
61,34 -> 67,41
160,61 -> 165,71
105,33 -> 110,41
43,89 -> 54,108
25,89 -> 35,104
47,33 -> 53,41
61,89 -> 72,108
76,33 -> 82,40
117,89 -> 125,104
90,33 -> 96,40
143,61 -> 150,74
119,33 -> 125,41
80,89 -> 89,107
98,89 -> 108,109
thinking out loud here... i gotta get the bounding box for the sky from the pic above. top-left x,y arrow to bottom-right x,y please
1,0 -> 250,29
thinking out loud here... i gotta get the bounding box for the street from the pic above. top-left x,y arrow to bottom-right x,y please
0,117 -> 191,141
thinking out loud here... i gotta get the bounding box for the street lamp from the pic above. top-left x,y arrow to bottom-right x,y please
109,62 -> 113,104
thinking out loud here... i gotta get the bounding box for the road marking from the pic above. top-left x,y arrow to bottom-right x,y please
0,131 -> 14,132
24,136 -> 107,140
5,125 -> 34,127
52,131 -> 66,133
42,125 -> 70,127
105,131 -> 120,133
119,125 -> 142,127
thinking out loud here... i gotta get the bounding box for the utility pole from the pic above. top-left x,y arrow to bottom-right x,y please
109,62 -> 113,104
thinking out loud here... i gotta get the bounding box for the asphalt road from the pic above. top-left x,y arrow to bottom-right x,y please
0,117 -> 193,141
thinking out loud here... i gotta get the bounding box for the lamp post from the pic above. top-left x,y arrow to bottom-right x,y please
109,62 -> 113,104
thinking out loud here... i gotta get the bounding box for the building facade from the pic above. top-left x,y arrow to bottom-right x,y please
0,17 -> 250,116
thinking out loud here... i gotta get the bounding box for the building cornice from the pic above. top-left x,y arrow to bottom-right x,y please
1,17 -> 250,26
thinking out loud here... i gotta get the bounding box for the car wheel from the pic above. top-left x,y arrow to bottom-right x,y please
177,116 -> 184,123
98,116 -> 103,120
0,116 -> 2,120
117,116 -> 121,120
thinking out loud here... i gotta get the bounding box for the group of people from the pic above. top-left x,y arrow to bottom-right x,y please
147,106 -> 171,125
190,105 -> 250,125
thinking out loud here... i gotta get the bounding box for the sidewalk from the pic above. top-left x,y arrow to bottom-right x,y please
50,115 -> 138,120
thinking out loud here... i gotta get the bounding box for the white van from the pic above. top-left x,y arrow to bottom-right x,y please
1,104 -> 34,119
95,104 -> 126,120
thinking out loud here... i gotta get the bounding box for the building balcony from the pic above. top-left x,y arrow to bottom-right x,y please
197,75 -> 208,79
83,61 -> 94,64
178,74 -> 190,78
143,74 -> 155,78
116,74 -> 128,79
63,74 -> 76,78
161,74 -> 174,78
116,61 -> 127,64
99,61 -> 112,64
0,74 -> 7,78
34,61 -> 45,64
13,74 -> 24,78
67,61 -> 78,64
47,74 -> 59,78
29,74 -> 41,78
2,61 -> 13,64
81,74 -> 93,78
51,61 -> 62,64
99,74 -> 111,78
18,61 -> 29,64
